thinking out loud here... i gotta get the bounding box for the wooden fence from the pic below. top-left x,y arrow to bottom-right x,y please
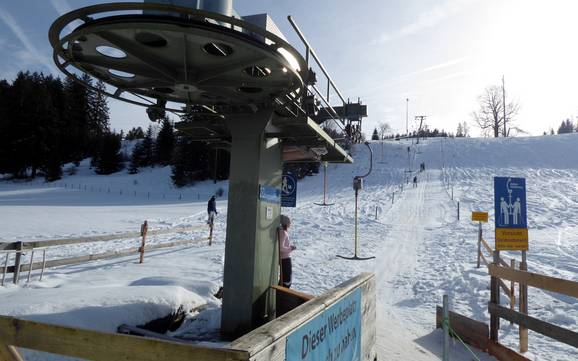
477,237 -> 518,313
0,222 -> 208,285
489,263 -> 578,351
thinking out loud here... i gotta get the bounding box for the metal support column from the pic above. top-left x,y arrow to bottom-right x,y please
221,109 -> 282,337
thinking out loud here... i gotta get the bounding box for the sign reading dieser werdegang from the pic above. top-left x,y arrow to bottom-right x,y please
286,288 -> 361,361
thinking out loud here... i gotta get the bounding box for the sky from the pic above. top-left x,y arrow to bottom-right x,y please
0,0 -> 577,136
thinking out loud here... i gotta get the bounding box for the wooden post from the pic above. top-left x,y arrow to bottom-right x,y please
208,221 -> 214,246
510,258 -> 516,325
26,250 -> 35,283
13,242 -> 23,284
457,201 -> 460,220
490,250 -> 500,341
375,206 -> 378,220
139,221 -> 148,264
392,192 -> 394,204
39,249 -> 46,282
477,222 -> 482,268
2,253 -> 8,286
519,251 -> 528,353
442,295 -> 450,361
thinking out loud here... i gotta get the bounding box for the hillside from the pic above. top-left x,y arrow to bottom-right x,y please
1,134 -> 578,360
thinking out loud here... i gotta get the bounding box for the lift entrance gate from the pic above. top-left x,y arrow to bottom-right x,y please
49,2 -> 356,338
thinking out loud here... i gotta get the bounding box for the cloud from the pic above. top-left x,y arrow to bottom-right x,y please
49,0 -> 72,15
373,0 -> 478,44
399,56 -> 468,79
0,6 -> 57,74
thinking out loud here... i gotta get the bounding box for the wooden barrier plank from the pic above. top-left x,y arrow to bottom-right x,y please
271,285 -> 314,301
231,273 -> 375,361
0,316 -> 247,361
435,307 -> 489,350
481,238 -> 493,255
488,265 -> 578,299
487,340 -> 531,361
0,225 -> 205,251
488,303 -> 578,349
12,238 -> 206,274
0,344 -> 24,361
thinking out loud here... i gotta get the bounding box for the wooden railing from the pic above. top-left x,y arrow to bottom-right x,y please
488,265 -> 578,350
477,237 -> 517,310
0,222 -> 208,285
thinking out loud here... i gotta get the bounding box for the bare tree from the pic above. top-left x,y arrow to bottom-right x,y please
377,122 -> 392,140
472,85 -> 519,137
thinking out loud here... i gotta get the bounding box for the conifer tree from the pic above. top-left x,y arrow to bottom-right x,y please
92,132 -> 124,174
155,117 -> 175,165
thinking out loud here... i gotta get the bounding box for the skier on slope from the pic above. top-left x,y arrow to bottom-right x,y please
207,195 -> 217,225
413,176 -> 418,188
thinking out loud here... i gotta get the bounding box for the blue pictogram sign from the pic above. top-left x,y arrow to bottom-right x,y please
494,177 -> 527,228
281,172 -> 297,207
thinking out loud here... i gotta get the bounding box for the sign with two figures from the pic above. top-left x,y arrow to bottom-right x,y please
494,177 -> 528,251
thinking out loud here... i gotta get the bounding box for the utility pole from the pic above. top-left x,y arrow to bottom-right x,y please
502,75 -> 507,137
405,98 -> 409,136
415,115 -> 426,144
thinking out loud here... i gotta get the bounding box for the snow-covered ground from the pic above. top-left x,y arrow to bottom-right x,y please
1,134 -> 578,360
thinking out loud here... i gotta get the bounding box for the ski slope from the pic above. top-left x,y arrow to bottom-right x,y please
1,134 -> 578,360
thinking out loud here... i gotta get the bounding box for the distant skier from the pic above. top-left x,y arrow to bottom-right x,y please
207,195 -> 217,225
413,176 -> 418,188
278,215 -> 296,288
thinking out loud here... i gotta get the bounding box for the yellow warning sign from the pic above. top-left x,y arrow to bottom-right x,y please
495,228 -> 529,251
471,212 -> 488,222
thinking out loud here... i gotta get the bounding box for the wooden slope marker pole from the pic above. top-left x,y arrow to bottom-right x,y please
139,221 -> 148,264
208,219 -> 214,246
477,221 -> 482,268
13,242 -> 23,284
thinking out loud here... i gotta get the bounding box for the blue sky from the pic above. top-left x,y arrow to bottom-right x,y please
0,0 -> 576,136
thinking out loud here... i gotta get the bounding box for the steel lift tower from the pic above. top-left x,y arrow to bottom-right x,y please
49,1 -> 366,338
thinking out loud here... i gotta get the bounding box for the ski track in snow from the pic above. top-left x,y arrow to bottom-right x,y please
2,134 -> 578,360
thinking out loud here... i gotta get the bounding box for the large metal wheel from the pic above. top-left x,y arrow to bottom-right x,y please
49,2 -> 307,113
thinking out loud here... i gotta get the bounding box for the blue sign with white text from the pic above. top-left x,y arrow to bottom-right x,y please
260,185 -> 280,204
286,288 -> 361,361
494,177 -> 527,228
281,172 -> 297,207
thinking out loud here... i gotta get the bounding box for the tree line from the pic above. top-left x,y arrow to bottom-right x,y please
0,71 -> 115,180
0,71 -> 232,186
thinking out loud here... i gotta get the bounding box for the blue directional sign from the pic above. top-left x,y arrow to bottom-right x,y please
281,172 -> 297,208
494,177 -> 528,250
286,288 -> 361,361
259,185 -> 280,204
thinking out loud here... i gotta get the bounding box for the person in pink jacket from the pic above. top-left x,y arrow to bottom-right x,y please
279,215 -> 296,288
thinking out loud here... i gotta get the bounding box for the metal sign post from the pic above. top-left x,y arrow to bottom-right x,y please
337,143 -> 375,261
471,211 -> 488,268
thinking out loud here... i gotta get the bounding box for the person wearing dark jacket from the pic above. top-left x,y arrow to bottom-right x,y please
207,195 -> 217,225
